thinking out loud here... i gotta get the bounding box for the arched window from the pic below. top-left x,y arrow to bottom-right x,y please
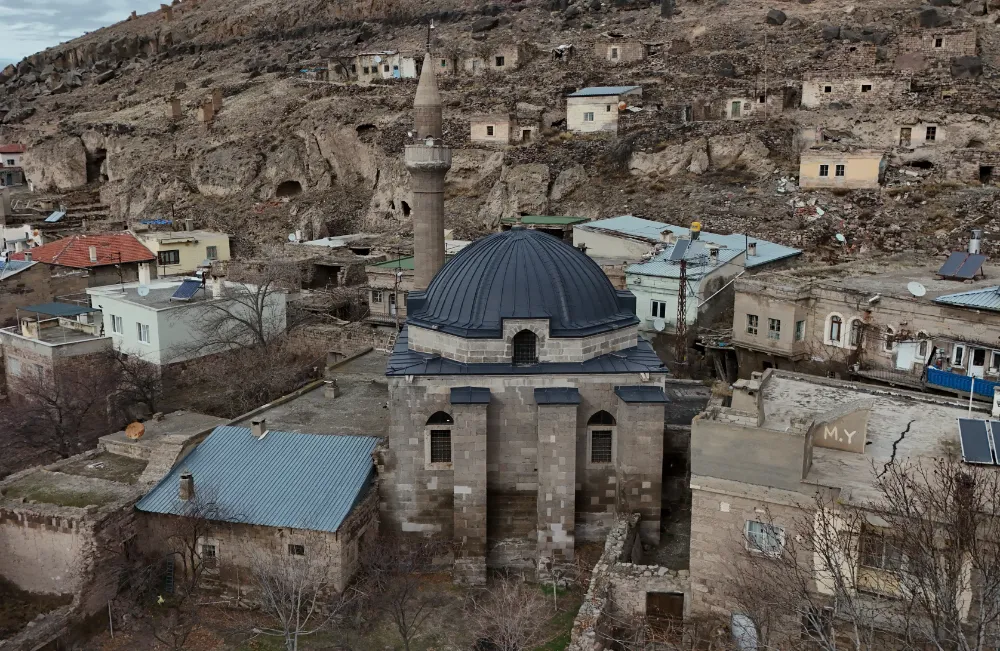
829,315 -> 843,344
849,319 -> 863,348
512,330 -> 538,366
426,411 -> 454,425
587,411 -> 616,465
883,327 -> 896,353
426,412 -> 453,465
588,411 -> 616,426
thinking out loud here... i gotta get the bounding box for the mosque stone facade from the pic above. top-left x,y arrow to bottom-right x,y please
381,53 -> 670,585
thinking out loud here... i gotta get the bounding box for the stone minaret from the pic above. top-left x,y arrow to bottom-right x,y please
405,52 -> 452,290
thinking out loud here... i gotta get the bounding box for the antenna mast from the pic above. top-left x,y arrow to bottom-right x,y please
675,259 -> 687,365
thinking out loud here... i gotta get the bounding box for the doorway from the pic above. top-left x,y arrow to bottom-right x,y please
971,348 -> 987,379
521,129 -> 532,142
980,165 -> 994,184
899,127 -> 912,147
730,101 -> 741,118
646,592 -> 684,627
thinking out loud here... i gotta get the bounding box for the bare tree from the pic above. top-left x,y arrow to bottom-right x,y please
729,457 -> 1000,651
1,361 -> 117,460
102,349 -> 163,417
239,544 -> 352,651
357,537 -> 444,651
470,577 -> 549,651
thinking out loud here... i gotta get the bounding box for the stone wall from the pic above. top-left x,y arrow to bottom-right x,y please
382,372 -> 667,573
407,320 -> 639,364
594,42 -> 646,64
0,263 -> 51,327
801,76 -> 908,109
567,514 -> 690,651
897,29 -> 977,61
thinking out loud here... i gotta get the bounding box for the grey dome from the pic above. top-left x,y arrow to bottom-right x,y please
406,228 -> 639,338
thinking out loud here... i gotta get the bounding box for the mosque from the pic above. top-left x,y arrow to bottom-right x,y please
381,53 -> 670,585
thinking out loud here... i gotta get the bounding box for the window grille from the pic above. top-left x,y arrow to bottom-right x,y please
512,330 -> 538,365
430,430 -> 451,463
591,430 -> 613,463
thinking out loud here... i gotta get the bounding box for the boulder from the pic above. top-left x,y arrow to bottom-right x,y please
951,55 -> 983,78
471,16 -> 499,32
589,0 -> 602,9
918,7 -> 950,27
96,70 -> 115,84
787,17 -> 806,29
707,134 -> 771,177
840,27 -> 863,41
550,164 -> 587,202
821,25 -> 841,40
564,5 -> 582,18
718,60 -> 737,77
766,9 -> 787,24
21,136 -> 88,190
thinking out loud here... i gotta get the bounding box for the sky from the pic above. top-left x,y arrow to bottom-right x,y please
0,0 -> 165,67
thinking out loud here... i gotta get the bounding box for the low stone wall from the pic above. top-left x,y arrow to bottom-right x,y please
567,514 -> 691,651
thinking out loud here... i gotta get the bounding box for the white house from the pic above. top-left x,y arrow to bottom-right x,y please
565,86 -> 642,134
352,51 -> 418,83
87,277 -> 286,366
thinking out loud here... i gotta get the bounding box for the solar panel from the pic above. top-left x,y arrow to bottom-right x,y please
956,254 -> 987,280
669,239 -> 690,261
170,278 -> 202,301
958,418 -> 994,464
938,251 -> 969,278
44,211 -> 66,223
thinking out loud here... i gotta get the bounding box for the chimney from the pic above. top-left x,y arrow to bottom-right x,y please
709,247 -> 719,263
210,276 -> 224,298
184,218 -> 194,232
969,229 -> 983,255
89,245 -> 98,263
138,262 -> 152,286
747,241 -> 758,257
179,471 -> 194,501
251,418 -> 267,438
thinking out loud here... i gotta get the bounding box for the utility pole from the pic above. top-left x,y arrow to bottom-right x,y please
675,258 -> 687,365
763,31 -> 768,121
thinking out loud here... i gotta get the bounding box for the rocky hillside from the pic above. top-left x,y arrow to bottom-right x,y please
2,0 -> 1000,258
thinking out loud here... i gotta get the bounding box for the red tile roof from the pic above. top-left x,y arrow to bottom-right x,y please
0,144 -> 26,154
10,233 -> 155,268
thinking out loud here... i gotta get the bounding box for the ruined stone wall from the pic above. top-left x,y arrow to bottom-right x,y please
593,42 -> 646,64
383,372 -> 667,571
0,508 -> 90,594
801,76 -> 908,110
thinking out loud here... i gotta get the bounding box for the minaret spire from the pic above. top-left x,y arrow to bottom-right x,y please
405,50 -> 452,291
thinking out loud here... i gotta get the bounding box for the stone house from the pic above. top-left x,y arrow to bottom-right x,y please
593,41 -> 647,64
470,113 -> 518,145
462,43 -> 528,75
798,148 -> 886,189
136,423 -> 381,593
728,252 -> 1000,390
351,51 -> 418,83
566,86 -> 642,134
382,228 -> 670,585
688,370 -> 985,627
801,74 -> 910,109
0,301 -> 112,396
896,120 -> 944,148
896,27 -> 977,67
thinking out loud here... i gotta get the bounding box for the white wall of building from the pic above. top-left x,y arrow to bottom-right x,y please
626,257 -> 744,332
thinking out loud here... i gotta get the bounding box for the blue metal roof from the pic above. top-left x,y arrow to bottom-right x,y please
137,427 -> 380,533
407,228 -> 639,338
584,216 -> 802,269
615,385 -> 669,403
534,387 -> 581,405
0,259 -> 35,280
451,387 -> 491,404
933,286 -> 1000,312
387,327 -> 668,377
567,86 -> 641,97
627,241 -> 743,280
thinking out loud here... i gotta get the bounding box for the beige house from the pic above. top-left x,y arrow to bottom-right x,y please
462,43 -> 527,75
689,370 -> 987,627
799,148 -> 885,189
801,75 -> 910,109
593,41 -> 646,64
566,86 -> 642,134
470,113 -> 517,145
136,223 -> 231,276
896,121 -> 943,147
137,423 -> 381,593
729,252 -> 1000,394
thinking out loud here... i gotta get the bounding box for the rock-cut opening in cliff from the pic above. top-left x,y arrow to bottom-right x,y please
276,180 -> 302,198
86,149 -> 107,184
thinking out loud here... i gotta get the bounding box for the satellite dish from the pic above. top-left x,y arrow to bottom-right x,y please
137,285 -> 150,297
374,56 -> 382,63
908,281 -> 927,297
125,421 -> 145,440
288,233 -> 297,242
653,318 -> 666,332
835,233 -> 846,244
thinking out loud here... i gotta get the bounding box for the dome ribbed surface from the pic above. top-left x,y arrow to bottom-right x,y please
408,228 -> 639,338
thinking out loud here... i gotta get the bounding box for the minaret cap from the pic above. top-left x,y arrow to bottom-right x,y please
413,52 -> 443,140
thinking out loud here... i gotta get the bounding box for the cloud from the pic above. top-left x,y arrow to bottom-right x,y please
0,0 -> 166,63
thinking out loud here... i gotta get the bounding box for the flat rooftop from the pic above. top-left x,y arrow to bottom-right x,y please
743,259 -> 1000,303
0,323 -> 107,347
760,372 -> 982,503
100,410 -> 228,450
0,451 -> 147,512
233,350 -> 390,438
88,278 -> 218,309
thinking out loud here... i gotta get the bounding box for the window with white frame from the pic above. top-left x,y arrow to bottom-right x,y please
859,527 -> 903,572
835,164 -> 846,177
745,520 -> 784,557
201,543 -> 218,570
111,315 -> 123,335
486,125 -> 495,136
206,245 -> 218,260
828,315 -> 843,345
651,300 -> 668,319
767,318 -> 781,341
583,112 -> 595,122
746,314 -> 759,336
819,164 -> 830,177
794,320 -> 805,342
611,47 -> 619,59
926,126 -> 937,142
991,351 -> 1000,373
953,344 -> 966,367
137,323 -> 151,344
372,290 -> 383,303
